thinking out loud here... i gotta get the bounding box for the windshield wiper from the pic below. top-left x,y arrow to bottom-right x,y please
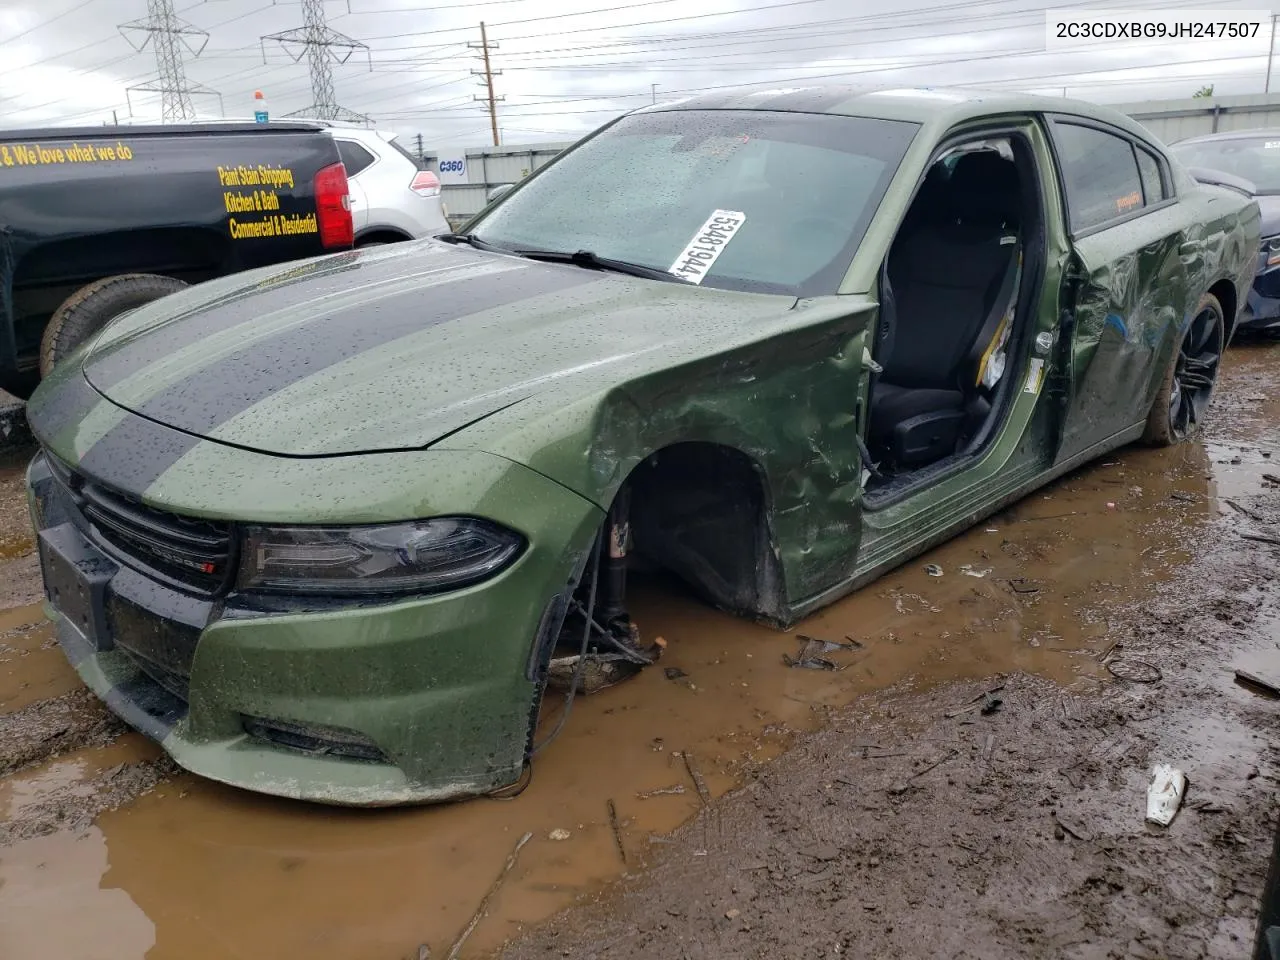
511,247 -> 690,284
435,233 -> 509,252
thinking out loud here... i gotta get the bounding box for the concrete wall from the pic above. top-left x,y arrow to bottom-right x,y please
1114,92 -> 1280,144
420,141 -> 572,223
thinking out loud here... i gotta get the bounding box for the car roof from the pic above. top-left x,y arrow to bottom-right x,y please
631,83 -> 1160,146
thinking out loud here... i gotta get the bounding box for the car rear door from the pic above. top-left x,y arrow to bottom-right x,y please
334,137 -> 375,235
1045,115 -> 1189,464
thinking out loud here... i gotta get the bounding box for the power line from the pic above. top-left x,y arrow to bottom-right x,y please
262,0 -> 372,123
0,0 -> 98,46
467,21 -> 503,145
120,0 -> 221,121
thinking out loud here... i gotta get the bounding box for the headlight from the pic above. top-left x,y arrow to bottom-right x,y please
1266,237 -> 1280,266
237,518 -> 524,595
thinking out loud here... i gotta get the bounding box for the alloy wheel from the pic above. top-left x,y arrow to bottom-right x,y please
1169,304 -> 1223,439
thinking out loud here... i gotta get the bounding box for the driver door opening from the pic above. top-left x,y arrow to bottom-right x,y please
863,133 -> 1045,497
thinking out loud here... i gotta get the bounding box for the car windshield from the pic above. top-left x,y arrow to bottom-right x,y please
1173,136 -> 1280,194
469,109 -> 920,296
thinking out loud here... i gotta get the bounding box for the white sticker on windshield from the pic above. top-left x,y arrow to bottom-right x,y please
669,210 -> 747,284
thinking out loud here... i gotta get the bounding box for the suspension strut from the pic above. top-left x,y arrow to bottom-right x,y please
597,482 -> 632,639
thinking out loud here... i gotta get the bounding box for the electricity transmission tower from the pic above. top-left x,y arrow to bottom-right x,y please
262,0 -> 372,124
468,22 -> 503,146
120,0 -> 222,122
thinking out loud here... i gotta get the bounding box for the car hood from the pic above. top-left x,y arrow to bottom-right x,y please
81,241 -> 797,456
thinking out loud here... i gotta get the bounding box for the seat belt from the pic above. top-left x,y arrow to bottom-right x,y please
967,233 -> 1022,391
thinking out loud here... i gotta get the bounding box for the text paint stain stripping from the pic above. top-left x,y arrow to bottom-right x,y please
669,210 -> 747,284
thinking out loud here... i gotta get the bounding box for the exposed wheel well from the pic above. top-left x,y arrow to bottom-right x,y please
356,228 -> 413,246
1209,277 -> 1238,341
624,442 -> 786,624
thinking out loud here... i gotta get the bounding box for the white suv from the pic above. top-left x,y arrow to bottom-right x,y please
325,125 -> 449,246
191,118 -> 448,246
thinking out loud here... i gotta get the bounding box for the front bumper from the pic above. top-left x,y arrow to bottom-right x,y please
1241,249 -> 1280,334
26,448 -> 601,806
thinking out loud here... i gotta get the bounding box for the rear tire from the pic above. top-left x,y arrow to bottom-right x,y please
1142,291 -> 1224,447
39,274 -> 188,378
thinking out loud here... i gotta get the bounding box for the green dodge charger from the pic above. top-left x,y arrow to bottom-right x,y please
24,86 -> 1259,805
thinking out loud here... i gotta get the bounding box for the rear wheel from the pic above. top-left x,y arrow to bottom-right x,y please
1142,292 -> 1224,446
40,274 -> 188,377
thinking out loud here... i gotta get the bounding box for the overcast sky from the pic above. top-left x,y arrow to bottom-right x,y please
2,0 -> 1279,151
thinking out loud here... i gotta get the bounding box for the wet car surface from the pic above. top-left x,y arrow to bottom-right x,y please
1,345 -> 1277,960
18,85 -> 1261,806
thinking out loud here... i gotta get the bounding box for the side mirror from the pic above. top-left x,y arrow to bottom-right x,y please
487,183 -> 515,204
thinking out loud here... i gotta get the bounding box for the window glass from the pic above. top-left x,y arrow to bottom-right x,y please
471,109 -> 920,296
1052,122 -> 1145,231
336,139 -> 376,177
1136,146 -> 1167,203
1172,136 -> 1280,194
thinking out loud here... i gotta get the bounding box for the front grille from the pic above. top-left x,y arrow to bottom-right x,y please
46,453 -> 234,595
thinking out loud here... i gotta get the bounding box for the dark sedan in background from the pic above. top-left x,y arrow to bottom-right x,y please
1172,131 -> 1280,335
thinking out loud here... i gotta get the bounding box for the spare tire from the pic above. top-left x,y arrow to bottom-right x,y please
39,273 -> 189,377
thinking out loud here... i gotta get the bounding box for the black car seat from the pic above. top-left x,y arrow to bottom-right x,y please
869,151 -> 1022,471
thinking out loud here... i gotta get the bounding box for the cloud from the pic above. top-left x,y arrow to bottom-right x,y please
0,0 -> 1274,149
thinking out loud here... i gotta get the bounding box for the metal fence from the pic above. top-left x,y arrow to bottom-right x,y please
420,92 -> 1280,226
420,141 -> 572,226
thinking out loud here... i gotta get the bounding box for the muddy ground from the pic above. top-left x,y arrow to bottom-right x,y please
0,348 -> 1278,960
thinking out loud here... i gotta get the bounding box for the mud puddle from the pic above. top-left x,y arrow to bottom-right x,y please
0,350 -> 1270,960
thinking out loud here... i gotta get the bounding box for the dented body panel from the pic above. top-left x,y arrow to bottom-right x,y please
21,86 -> 1260,804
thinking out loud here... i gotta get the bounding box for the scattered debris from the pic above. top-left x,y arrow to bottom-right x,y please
1224,498 -> 1269,524
1233,669 -> 1280,699
1106,502 -> 1117,510
446,831 -> 533,960
418,944 -> 431,960
683,750 -> 712,805
1004,578 -> 1041,595
607,799 -> 627,864
549,828 -> 571,841
1105,658 -> 1162,684
1189,797 -> 1230,814
980,695 -> 1003,716
1241,532 -> 1280,546
889,749 -> 960,794
1263,473 -> 1280,485
960,564 -> 992,578
783,636 -> 850,671
1052,812 -> 1092,842
664,667 -> 689,681
924,564 -> 944,577
982,733 -> 996,763
725,908 -> 741,920
796,634 -> 861,652
636,784 -> 686,799
1146,765 -> 1187,827
1169,491 -> 1198,502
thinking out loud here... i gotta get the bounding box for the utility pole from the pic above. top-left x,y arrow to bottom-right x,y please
651,83 -> 658,104
1267,14 -> 1278,93
414,132 -> 424,161
119,0 -> 219,122
468,22 -> 504,147
263,0 -> 372,124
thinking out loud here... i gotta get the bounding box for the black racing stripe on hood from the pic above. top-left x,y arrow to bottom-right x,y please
25,371 -> 103,447
130,261 -> 607,438
85,245 -> 491,391
75,413 -> 202,496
